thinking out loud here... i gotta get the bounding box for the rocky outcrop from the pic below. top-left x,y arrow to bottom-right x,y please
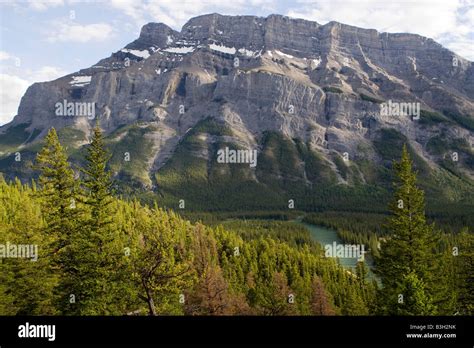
1,13 -> 473,188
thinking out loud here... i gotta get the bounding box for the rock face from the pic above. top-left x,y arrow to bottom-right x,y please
1,13 -> 473,207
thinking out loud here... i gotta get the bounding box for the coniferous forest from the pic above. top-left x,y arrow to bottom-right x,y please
0,125 -> 472,316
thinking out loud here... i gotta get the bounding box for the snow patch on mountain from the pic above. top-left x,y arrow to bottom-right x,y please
311,58 -> 322,69
209,43 -> 236,54
69,76 -> 92,87
121,49 -> 151,59
163,46 -> 195,54
238,48 -> 261,58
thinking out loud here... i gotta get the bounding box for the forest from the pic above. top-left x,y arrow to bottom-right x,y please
0,124 -> 472,316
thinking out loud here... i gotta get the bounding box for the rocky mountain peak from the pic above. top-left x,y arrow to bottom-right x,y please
0,13 -> 472,195
128,22 -> 179,49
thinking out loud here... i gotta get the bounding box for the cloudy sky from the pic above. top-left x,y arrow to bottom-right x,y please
0,0 -> 473,126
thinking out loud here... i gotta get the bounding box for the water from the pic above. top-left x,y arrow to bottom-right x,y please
295,218 -> 376,278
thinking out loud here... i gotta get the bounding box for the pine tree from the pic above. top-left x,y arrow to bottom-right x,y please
185,224 -> 251,315
34,128 -> 82,313
395,271 -> 436,315
375,145 -> 441,315
342,282 -> 369,315
255,272 -> 297,315
355,261 -> 368,285
132,206 -> 194,315
454,230 -> 474,315
34,128 -> 80,253
66,122 -> 129,315
185,264 -> 237,315
82,121 -> 113,234
310,276 -> 335,315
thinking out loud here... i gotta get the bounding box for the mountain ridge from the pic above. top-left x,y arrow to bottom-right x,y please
0,13 -> 473,211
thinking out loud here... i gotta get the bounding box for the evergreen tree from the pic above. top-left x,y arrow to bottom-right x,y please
395,271 -> 436,315
453,230 -> 474,315
68,122 -> 128,315
185,264 -> 243,315
82,121 -> 113,234
0,177 -> 57,314
255,272 -> 297,315
355,261 -> 368,285
310,276 -> 335,315
341,283 -> 369,315
34,128 -> 82,313
375,145 -> 442,315
34,128 -> 80,253
132,206 -> 194,315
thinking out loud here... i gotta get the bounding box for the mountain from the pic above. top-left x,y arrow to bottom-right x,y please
1,13 -> 473,212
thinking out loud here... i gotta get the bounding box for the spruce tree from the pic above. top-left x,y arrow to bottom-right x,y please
34,128 -> 82,313
375,145 -> 441,315
70,122 -> 126,315
34,128 -> 80,251
396,271 -> 436,315
82,121 -> 113,235
454,230 -> 474,315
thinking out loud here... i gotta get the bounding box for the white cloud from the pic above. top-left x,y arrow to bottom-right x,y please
46,21 -> 114,43
0,66 -> 67,125
464,7 -> 474,21
444,38 -> 474,61
110,0 -> 276,29
30,66 -> 67,82
29,0 -> 64,11
0,51 -> 21,66
110,0 -> 145,22
0,51 -> 12,60
0,74 -> 29,125
2,0 -> 65,12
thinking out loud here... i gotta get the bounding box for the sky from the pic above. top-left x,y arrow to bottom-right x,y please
0,0 -> 473,126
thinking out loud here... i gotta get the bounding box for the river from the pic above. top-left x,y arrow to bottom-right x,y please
296,219 -> 376,279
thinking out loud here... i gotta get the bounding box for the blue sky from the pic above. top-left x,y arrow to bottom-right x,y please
0,0 -> 473,125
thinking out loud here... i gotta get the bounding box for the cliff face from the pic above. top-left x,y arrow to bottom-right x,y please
1,13 -> 473,205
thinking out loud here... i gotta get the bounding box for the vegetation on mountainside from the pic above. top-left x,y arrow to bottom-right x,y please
0,126 -> 471,316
